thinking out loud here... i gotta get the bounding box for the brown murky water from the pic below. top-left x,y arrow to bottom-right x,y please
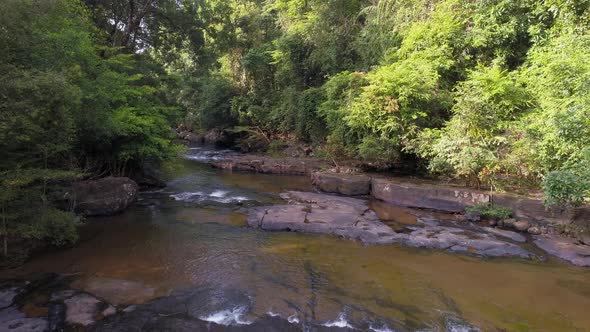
4,149 -> 590,331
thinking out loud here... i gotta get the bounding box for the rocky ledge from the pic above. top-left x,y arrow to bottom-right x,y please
533,235 -> 590,267
248,191 -> 535,259
210,154 -> 327,175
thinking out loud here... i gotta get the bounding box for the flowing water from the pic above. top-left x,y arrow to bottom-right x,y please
4,148 -> 590,331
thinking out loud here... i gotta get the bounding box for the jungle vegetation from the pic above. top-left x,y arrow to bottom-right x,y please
0,0 -> 589,259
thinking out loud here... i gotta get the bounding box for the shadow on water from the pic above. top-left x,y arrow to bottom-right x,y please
2,148 -> 590,331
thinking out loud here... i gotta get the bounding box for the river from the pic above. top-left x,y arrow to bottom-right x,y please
4,148 -> 590,331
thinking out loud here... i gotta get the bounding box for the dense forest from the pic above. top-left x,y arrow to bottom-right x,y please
1,0 -> 589,259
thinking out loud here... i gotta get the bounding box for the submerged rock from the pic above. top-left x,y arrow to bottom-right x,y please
248,191 -> 535,259
71,177 -> 138,216
72,277 -> 157,305
534,235 -> 590,267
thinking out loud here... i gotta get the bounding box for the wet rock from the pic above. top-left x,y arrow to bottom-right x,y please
527,226 -> 542,235
64,293 -> 102,326
101,305 -> 116,317
47,303 -> 66,332
482,227 -> 526,243
534,235 -> 590,267
71,177 -> 138,216
0,307 -> 48,332
502,218 -> 516,228
513,220 -> 530,232
248,191 -> 535,259
249,192 -> 395,244
401,226 -> 533,258
90,287 -> 303,332
311,172 -> 371,196
0,287 -> 20,309
371,178 -> 490,213
50,290 -> 76,302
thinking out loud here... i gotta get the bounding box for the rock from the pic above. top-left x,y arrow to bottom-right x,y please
311,172 -> 371,196
64,293 -> 102,326
130,173 -> 166,190
0,307 -> 47,332
513,220 -> 530,232
465,210 -> 481,222
101,305 -> 117,317
482,227 -> 526,243
527,226 -> 542,235
401,226 -> 532,258
71,177 -> 138,216
185,132 -> 204,143
0,287 -> 20,309
502,218 -> 516,228
212,158 -> 317,175
371,178 -> 490,213
203,129 -> 234,148
249,191 -> 393,244
47,303 -> 66,332
534,235 -> 590,267
248,191 -> 535,259
492,193 -> 590,225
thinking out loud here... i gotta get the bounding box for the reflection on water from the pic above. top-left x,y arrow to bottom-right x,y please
3,152 -> 590,331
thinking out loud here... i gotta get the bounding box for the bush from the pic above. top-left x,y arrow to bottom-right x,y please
542,147 -> 590,208
465,203 -> 512,220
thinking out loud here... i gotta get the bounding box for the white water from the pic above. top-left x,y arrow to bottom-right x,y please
323,313 -> 354,329
199,306 -> 252,326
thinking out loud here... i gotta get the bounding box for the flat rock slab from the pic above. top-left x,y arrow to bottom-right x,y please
248,191 -> 535,259
534,235 -> 590,267
482,227 -> 527,243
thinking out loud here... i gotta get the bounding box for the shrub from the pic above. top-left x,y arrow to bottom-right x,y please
465,203 -> 512,220
542,147 -> 590,208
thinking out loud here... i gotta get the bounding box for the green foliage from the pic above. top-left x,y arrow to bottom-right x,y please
465,204 -> 512,221
415,65 -> 531,186
180,73 -> 237,130
543,148 -> 590,208
518,31 -> 590,174
295,88 -> 326,143
0,0 -> 182,258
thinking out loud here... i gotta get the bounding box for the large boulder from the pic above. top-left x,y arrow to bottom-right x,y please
72,177 -> 138,216
311,172 -> 371,196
